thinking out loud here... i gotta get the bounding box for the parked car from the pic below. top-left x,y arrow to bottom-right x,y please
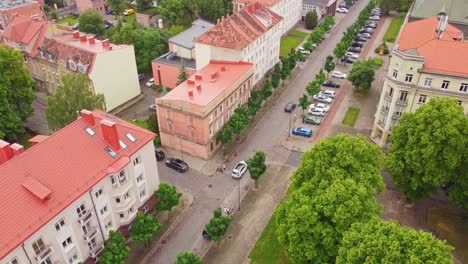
146,78 -> 154,87
322,80 -> 341,88
231,161 -> 248,178
297,47 -> 310,55
354,36 -> 368,42
308,108 -> 325,117
303,115 -> 321,125
336,7 -> 348,13
371,11 -> 381,16
350,42 -> 364,47
106,9 -> 113,15
154,150 -> 165,161
165,158 -> 189,173
339,2 -> 352,8
345,52 -> 359,59
71,23 -> 79,30
202,229 -> 211,239
123,9 -> 134,15
313,94 -> 333,104
357,33 -> 371,38
321,90 -> 336,98
292,127 -> 313,138
348,46 -> 362,53
149,104 -> 157,111
309,102 -> 330,112
138,73 -> 145,81
284,102 -> 297,112
369,16 -> 380,21
366,22 -> 377,28
342,57 -> 356,64
363,27 -> 375,32
331,70 -> 347,79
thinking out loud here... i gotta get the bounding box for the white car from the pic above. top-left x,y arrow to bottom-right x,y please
149,104 -> 157,111
232,161 -> 248,178
331,71 -> 347,79
308,108 -> 325,117
336,7 -> 348,13
320,90 -> 336,98
312,43 -> 318,48
297,47 -> 310,55
313,94 -> 333,104
145,78 -> 154,87
369,16 -> 380,21
345,52 -> 359,59
309,103 -> 330,112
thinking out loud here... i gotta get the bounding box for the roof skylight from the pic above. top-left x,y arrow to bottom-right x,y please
119,140 -> 128,149
125,132 -> 137,143
85,127 -> 96,136
105,146 -> 117,158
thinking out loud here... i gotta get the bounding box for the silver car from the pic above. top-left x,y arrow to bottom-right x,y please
313,94 -> 333,104
232,161 -> 248,179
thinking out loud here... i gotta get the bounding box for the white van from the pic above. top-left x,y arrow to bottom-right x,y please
321,90 -> 336,98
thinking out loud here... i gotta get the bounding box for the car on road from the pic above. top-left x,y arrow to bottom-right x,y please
348,46 -> 362,53
345,52 -> 359,59
231,161 -> 248,178
138,73 -> 145,81
154,149 -> 165,161
303,115 -> 321,125
146,78 -> 154,87
296,47 -> 310,55
350,42 -> 364,47
123,9 -> 134,15
309,102 -> 330,112
71,23 -> 79,30
336,7 -> 348,13
321,90 -> 336,98
149,104 -> 157,111
313,94 -> 333,104
339,2 -> 352,8
165,158 -> 189,173
331,70 -> 347,79
322,80 -> 341,88
284,102 -> 297,112
369,16 -> 380,21
292,127 -> 312,138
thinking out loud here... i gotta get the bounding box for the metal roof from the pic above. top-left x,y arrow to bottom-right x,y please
168,19 -> 215,49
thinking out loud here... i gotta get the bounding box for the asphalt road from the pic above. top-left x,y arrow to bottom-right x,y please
144,1 -> 370,262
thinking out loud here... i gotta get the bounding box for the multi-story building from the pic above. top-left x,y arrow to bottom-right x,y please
232,0 -> 302,34
75,0 -> 108,15
1,17 -> 141,112
0,0 -> 44,31
156,60 -> 254,159
302,0 -> 337,21
0,109 -> 160,264
371,16 -> 468,147
194,3 -> 282,85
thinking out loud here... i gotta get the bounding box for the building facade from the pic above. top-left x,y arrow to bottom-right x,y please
156,61 -> 254,159
75,0 -> 108,15
0,0 -> 44,31
371,17 -> 468,147
0,109 -> 160,264
302,0 -> 337,20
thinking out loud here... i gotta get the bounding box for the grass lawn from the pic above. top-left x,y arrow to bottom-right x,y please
383,17 -> 405,43
249,212 -> 290,264
280,36 -> 304,57
288,30 -> 308,38
56,16 -> 78,26
122,117 -> 149,130
342,107 -> 361,127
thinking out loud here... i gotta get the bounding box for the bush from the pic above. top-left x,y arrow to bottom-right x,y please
154,137 -> 161,146
51,10 -> 57,19
372,58 -> 383,67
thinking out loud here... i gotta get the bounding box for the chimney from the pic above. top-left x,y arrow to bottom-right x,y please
73,31 -> 80,38
217,18 -> 220,24
188,89 -> 194,96
0,140 -> 14,164
100,119 -> 121,151
10,143 -> 24,156
195,74 -> 202,81
79,34 -> 87,42
88,36 -> 95,44
101,39 -> 110,48
187,79 -> 195,85
254,2 -> 259,10
220,65 -> 226,72
29,135 -> 49,145
210,71 -> 218,80
108,45 -> 112,51
196,84 -> 201,90
80,109 -> 95,126
221,15 -> 225,21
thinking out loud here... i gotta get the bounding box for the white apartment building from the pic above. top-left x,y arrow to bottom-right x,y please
194,3 -> 283,85
371,16 -> 468,147
0,109 -> 160,264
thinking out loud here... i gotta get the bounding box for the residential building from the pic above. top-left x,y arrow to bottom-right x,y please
194,3 -> 283,85
232,0 -> 302,34
135,11 -> 162,28
75,0 -> 108,15
409,0 -> 468,37
0,109 -> 160,264
371,16 -> 468,147
0,0 -> 44,31
156,61 -> 254,159
152,19 -> 214,88
1,17 -> 141,112
302,0 -> 337,21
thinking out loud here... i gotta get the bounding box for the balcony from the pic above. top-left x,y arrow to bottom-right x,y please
115,195 -> 136,212
35,245 -> 52,261
90,245 -> 104,258
392,114 -> 402,120
83,226 -> 98,241
78,210 -> 92,225
395,100 -> 408,106
381,106 -> 389,114
384,93 -> 392,102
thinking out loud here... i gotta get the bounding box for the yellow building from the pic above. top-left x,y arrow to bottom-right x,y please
371,16 -> 468,147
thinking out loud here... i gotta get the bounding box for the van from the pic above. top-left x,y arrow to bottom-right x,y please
321,90 -> 336,98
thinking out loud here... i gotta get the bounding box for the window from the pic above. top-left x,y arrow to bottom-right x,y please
441,80 -> 450,89
32,238 -> 46,255
87,238 -> 97,250
8,258 -> 19,264
68,254 -> 78,264
219,105 -> 223,113
41,256 -> 52,264
457,100 -> 463,106
55,219 -> 66,231
136,173 -> 144,183
82,221 -> 93,235
100,205 -> 108,215
405,74 -> 413,83
214,109 -> 217,117
459,83 -> 468,93
167,121 -> 173,132
110,175 -> 117,186
69,60 -> 77,71
389,87 -> 394,96
424,78 -> 432,87
133,156 -> 141,166
125,132 -> 137,143
124,192 -> 129,199
105,221 -> 112,230
76,204 -> 86,218
95,188 -> 103,198
118,170 -> 126,183
119,213 -> 125,219
142,205 -> 150,214
61,237 -> 72,249
140,190 -> 146,198
392,69 -> 398,78
85,127 -> 96,136
399,91 -> 408,102
209,125 -> 213,137
128,207 -> 134,214
418,95 -> 427,104
119,140 -> 127,149
394,106 -> 404,116
105,146 -> 117,158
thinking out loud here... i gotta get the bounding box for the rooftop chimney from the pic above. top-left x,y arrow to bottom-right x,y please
80,109 -> 95,126
108,45 -> 112,51
73,31 -> 80,38
0,140 -> 14,165
88,36 -> 95,44
187,79 -> 195,85
210,71 -> 218,81
220,65 -> 226,72
29,135 -> 49,145
188,89 -> 194,96
221,15 -> 225,21
79,34 -> 87,42
101,39 -> 110,48
196,84 -> 201,90
100,119 -> 121,151
10,143 -> 24,156
195,74 -> 202,81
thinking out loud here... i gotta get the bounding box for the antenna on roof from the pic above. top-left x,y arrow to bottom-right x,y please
436,12 -> 449,39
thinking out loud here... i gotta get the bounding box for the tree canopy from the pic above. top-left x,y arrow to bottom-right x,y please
159,0 -> 188,24
348,59 -> 375,90
305,10 -> 318,30
107,0 -> 126,17
386,98 -> 468,208
246,151 -> 267,184
130,212 -> 161,247
0,46 -> 35,141
299,94 -> 309,110
177,59 -> 189,85
205,208 -> 231,241
154,183 -> 181,215
197,0 -> 227,23
174,251 -> 203,264
324,55 -> 335,75
79,10 -> 105,36
46,73 -> 106,132
99,231 -> 130,264
136,0 -> 153,12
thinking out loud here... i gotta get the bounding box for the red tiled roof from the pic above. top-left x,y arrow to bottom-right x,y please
158,60 -> 253,106
397,17 -> 468,76
1,14 -> 48,56
0,110 -> 155,259
194,3 -> 282,50
233,0 -> 281,7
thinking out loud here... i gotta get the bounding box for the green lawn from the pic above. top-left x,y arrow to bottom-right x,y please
342,107 -> 361,127
383,17 -> 405,43
288,30 -> 309,38
280,36 -> 304,57
249,212 -> 290,264
56,16 -> 79,26
122,117 -> 149,130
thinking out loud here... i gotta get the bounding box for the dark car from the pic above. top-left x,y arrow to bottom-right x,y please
154,150 -> 165,161
165,158 -> 188,173
106,9 -> 113,15
350,42 -> 364,47
356,33 -> 370,39
284,102 -> 297,112
341,57 -> 356,64
361,28 -> 374,33
348,46 -> 362,53
202,229 -> 211,239
71,23 -> 79,30
138,73 -> 145,81
322,80 -> 340,88
354,36 -> 368,42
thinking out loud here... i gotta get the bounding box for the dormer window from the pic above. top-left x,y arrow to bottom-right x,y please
69,60 -> 77,71
39,50 -> 45,58
47,54 -> 56,62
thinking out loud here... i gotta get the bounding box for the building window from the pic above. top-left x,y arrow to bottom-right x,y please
119,213 -> 125,219
392,69 -> 398,79
7,258 -> 19,264
116,197 -> 121,203
389,87 -> 394,96
394,106 -> 404,116
208,113 -> 213,124
139,190 -> 146,198
214,109 -> 218,117
76,204 -> 86,218
423,78 -> 432,87
418,95 -> 427,104
133,156 -> 141,166
399,91 -> 408,102
95,188 -> 103,198
110,175 -> 117,186
441,80 -> 450,89
167,120 -> 173,132
124,192 -> 129,199
61,237 -> 73,249
457,100 -> 463,106
136,173 -> 144,183
68,254 -> 78,264
209,125 -> 213,137
100,205 -> 108,215
118,170 -> 126,183
459,83 -> 468,93
404,74 -> 413,83
88,238 -> 97,250
105,221 -> 112,230
142,205 -> 150,214
219,105 -> 223,113
55,219 -> 66,231
128,207 -> 134,214
32,238 -> 46,255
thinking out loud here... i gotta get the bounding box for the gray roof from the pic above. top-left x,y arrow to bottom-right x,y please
168,19 -> 215,50
0,0 -> 37,10
410,0 -> 468,25
303,0 -> 329,7
153,52 -> 197,70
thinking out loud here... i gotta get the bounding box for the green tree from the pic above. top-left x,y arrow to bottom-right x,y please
281,59 -> 291,80
303,40 -> 313,52
305,10 -> 318,30
386,98 -> 468,207
159,0 -> 187,24
99,231 -> 129,264
217,125 -> 233,145
333,41 -> 347,62
154,183 -> 181,218
246,151 -> 267,187
271,63 -> 281,88
299,94 -> 309,111
337,219 -> 454,264
348,59 -> 375,90
197,0 -> 227,23
205,208 -> 231,241
324,55 -> 335,76
306,80 -> 320,96
324,14 -> 335,27
175,251 -> 203,264
262,80 -> 273,99
147,112 -> 159,133
0,46 -> 35,141
136,0 -> 152,12
308,30 -> 321,44
79,10 -> 105,36
133,28 -> 171,72
46,73 -> 105,132
176,59 -> 189,85
229,108 -> 250,134
315,68 -> 326,84
107,0 -> 126,18
130,212 -> 161,247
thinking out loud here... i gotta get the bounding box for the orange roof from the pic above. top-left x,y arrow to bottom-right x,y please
1,14 -> 48,56
0,110 -> 155,259
194,3 -> 282,50
232,0 -> 281,6
158,60 -> 253,106
397,17 -> 468,76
